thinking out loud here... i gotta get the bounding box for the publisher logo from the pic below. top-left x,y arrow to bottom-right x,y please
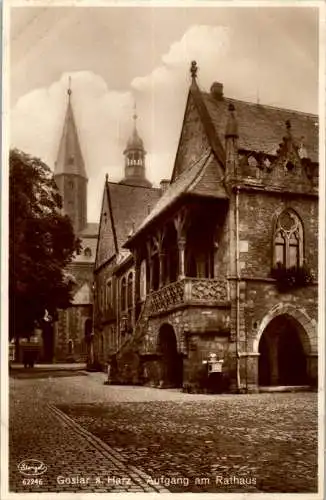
18,460 -> 47,476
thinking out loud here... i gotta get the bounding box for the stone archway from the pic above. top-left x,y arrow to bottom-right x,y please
157,324 -> 183,388
253,304 -> 317,387
258,314 -> 308,386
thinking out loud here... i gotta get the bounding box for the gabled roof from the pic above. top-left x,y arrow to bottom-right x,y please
95,180 -> 161,269
202,93 -> 318,163
54,92 -> 87,178
107,182 -> 161,249
125,150 -> 228,245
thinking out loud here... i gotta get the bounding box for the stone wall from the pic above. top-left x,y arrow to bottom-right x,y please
236,190 -> 318,279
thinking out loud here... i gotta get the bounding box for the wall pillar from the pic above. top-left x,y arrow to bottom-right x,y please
307,353 -> 318,386
239,353 -> 260,393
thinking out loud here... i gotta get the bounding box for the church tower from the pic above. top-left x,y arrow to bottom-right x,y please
54,81 -> 87,233
120,107 -> 152,188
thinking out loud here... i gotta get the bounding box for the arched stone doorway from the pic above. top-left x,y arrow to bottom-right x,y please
258,314 -> 310,386
157,324 -> 183,388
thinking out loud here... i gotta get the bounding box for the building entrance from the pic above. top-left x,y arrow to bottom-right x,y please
258,314 -> 308,386
158,324 -> 183,388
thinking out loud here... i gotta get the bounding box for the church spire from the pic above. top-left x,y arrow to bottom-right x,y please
54,78 -> 88,233
120,103 -> 152,188
54,78 -> 87,179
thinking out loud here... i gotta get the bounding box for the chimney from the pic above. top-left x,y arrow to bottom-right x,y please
160,179 -> 170,194
210,82 -> 224,100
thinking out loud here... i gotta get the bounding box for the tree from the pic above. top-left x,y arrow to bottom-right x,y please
9,149 -> 80,339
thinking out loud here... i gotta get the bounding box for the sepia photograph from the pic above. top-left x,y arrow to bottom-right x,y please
1,1 -> 324,498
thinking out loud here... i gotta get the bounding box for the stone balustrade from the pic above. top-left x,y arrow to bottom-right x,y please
149,278 -> 228,315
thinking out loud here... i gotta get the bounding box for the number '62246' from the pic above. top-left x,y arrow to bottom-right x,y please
22,478 -> 43,486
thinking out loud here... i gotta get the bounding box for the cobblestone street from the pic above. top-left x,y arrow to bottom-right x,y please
9,367 -> 318,494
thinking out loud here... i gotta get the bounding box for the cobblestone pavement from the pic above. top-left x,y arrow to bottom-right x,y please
9,369 -> 318,494
9,371 -> 169,494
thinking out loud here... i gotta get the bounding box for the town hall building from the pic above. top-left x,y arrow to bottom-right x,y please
92,61 -> 318,392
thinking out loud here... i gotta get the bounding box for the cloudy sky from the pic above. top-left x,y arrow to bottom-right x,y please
10,5 -> 319,222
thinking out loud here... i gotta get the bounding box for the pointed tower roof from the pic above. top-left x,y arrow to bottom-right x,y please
54,80 -> 87,178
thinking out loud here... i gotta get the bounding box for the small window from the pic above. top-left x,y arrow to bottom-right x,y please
84,247 -> 92,258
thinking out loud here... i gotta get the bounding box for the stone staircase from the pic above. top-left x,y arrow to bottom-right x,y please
112,297 -> 151,384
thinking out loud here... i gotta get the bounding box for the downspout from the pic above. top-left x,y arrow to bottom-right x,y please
235,186 -> 241,392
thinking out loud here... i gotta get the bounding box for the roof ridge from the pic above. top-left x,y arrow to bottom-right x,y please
202,91 -> 318,119
107,180 -> 160,191
105,182 -> 119,254
191,86 -> 226,166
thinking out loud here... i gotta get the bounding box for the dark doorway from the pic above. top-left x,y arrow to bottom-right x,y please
84,318 -> 93,340
258,315 -> 308,386
158,324 -> 183,388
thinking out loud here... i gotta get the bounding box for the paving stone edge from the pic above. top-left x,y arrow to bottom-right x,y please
47,403 -> 170,493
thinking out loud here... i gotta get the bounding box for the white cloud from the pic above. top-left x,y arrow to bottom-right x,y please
10,20 -> 317,223
132,25 -> 229,91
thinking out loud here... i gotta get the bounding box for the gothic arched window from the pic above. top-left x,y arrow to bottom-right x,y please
121,277 -> 127,311
106,280 -> 112,309
273,210 -> 303,269
127,272 -> 133,309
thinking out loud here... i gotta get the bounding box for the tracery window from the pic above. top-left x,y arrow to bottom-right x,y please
273,210 -> 303,269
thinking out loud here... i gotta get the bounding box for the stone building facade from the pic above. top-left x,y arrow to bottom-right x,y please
93,62 -> 318,392
50,87 -> 98,362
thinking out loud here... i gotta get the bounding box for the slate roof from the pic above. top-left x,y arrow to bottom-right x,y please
126,150 -> 227,244
202,92 -> 318,163
107,181 -> 161,250
125,78 -> 318,246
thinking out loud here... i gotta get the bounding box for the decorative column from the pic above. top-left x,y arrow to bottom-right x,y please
173,209 -> 188,281
153,228 -> 166,289
178,237 -> 186,280
146,239 -> 154,293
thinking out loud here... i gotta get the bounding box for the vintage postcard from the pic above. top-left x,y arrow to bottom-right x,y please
1,1 -> 325,498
